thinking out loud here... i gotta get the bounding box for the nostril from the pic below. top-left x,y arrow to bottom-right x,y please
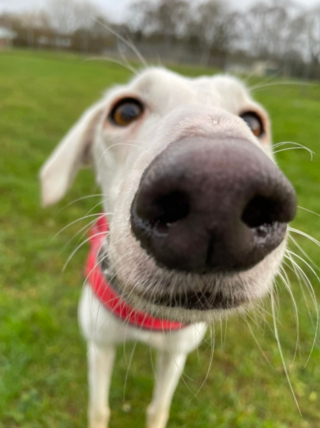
135,190 -> 190,235
242,195 -> 283,229
150,191 -> 190,233
155,191 -> 189,222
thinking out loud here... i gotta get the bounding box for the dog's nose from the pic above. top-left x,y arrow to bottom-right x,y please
130,138 -> 296,273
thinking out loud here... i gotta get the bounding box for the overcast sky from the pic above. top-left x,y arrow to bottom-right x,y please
1,0 -> 320,22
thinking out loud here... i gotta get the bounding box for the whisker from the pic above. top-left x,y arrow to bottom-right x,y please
60,216 -> 101,253
51,213 -> 103,242
277,269 -> 300,370
123,342 -> 137,401
283,260 -> 313,324
84,56 -> 137,75
297,205 -> 320,219
97,142 -> 146,168
190,325 -> 215,401
95,19 -> 149,69
244,316 -> 274,369
62,231 -> 107,272
118,42 -> 139,75
249,80 -> 314,92
56,193 -> 103,214
289,234 -> 320,273
244,306 -> 266,331
286,249 -> 320,281
285,252 -> 319,368
273,146 -> 314,160
288,227 -> 320,251
271,292 -> 301,415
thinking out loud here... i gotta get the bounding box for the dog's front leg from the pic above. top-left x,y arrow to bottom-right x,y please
146,350 -> 187,428
88,342 -> 115,428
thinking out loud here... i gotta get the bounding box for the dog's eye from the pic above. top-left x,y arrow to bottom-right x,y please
110,98 -> 144,127
240,112 -> 264,138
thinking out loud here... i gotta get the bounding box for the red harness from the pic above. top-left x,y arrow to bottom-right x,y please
86,214 -> 186,332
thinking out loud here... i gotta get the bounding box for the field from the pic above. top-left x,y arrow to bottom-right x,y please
1,50 -> 320,428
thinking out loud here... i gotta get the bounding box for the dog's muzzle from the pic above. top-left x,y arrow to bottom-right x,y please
130,137 -> 297,274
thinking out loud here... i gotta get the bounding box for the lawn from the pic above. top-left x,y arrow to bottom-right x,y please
1,50 -> 320,428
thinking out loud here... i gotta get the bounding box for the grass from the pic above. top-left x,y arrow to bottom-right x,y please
1,49 -> 320,428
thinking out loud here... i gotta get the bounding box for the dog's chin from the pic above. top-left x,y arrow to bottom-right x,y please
113,275 -> 252,323
107,233 -> 286,323
105,267 -> 266,324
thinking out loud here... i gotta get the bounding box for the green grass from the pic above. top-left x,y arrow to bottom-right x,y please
1,49 -> 320,428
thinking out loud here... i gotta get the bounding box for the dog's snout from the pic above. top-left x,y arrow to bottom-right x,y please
131,137 -> 297,273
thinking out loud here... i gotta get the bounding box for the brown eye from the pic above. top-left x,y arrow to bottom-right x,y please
110,98 -> 144,127
240,112 -> 264,138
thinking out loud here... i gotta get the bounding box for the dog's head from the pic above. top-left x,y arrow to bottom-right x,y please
41,68 -> 296,323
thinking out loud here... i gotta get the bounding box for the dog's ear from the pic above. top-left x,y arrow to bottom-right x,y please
40,101 -> 106,207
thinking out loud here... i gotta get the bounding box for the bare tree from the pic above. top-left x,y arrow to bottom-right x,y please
302,7 -> 320,64
191,0 -> 237,66
46,0 -> 100,34
235,0 -> 303,60
129,0 -> 190,38
18,11 -> 50,30
128,0 -> 156,35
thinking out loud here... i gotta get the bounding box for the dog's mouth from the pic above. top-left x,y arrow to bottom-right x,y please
132,288 -> 245,311
100,250 -> 246,312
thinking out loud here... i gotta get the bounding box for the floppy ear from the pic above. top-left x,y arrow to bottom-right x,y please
40,101 -> 106,207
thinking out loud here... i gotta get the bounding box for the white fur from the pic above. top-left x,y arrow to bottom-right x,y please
41,67 -> 288,428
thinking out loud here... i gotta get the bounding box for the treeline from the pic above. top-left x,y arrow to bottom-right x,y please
0,0 -> 114,53
2,0 -> 320,78
128,0 -> 320,73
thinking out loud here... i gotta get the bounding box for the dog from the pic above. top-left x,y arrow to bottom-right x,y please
40,67 -> 297,428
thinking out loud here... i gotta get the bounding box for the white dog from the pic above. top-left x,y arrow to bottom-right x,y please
40,68 -> 296,428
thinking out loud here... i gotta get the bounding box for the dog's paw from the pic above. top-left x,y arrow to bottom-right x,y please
146,405 -> 169,428
88,406 -> 110,428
